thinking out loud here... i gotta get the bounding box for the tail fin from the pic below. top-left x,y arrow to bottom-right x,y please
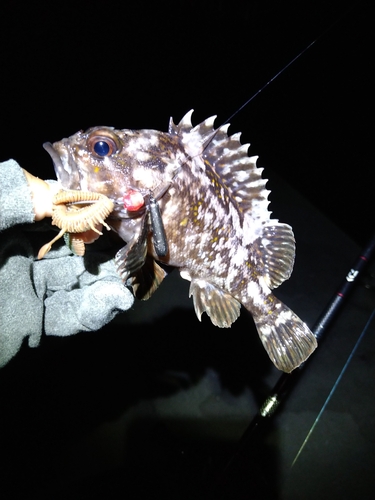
252,297 -> 317,372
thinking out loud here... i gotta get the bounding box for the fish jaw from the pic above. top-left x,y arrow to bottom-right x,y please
43,139 -> 82,190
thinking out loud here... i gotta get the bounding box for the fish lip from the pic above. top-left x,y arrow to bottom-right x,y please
43,141 -> 62,168
43,142 -> 80,189
43,141 -> 71,186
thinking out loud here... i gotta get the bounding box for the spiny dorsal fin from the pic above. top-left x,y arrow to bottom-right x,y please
168,109 -> 194,135
201,125 -> 271,220
171,110 -> 271,221
169,109 -> 194,135
170,110 -> 219,157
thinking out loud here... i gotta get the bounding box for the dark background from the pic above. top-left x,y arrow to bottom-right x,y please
1,0 -> 373,246
1,1 -> 374,499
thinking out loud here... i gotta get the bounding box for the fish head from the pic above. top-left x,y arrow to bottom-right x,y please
43,125 -> 187,217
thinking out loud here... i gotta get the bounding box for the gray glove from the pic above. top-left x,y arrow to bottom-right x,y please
0,230 -> 133,368
34,244 -> 134,336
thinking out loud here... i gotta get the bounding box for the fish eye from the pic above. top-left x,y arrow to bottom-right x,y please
94,140 -> 111,156
87,130 -> 121,158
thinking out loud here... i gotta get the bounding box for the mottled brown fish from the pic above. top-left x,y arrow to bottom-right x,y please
43,110 -> 317,372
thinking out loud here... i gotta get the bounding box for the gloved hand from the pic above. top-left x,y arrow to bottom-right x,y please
34,244 -> 134,337
0,159 -> 133,368
0,230 -> 134,368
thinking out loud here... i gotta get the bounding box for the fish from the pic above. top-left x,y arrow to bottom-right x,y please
42,110 -> 317,372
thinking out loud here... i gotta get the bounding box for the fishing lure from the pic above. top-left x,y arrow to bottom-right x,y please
37,189 -> 114,259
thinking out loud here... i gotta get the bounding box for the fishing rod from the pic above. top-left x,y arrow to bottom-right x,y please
220,3 -> 357,128
222,231 -> 375,474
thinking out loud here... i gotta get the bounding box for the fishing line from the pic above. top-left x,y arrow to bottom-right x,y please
222,40 -> 316,125
221,2 -> 357,127
291,307 -> 375,467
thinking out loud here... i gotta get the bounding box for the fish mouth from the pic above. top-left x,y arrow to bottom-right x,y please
43,141 -> 63,171
43,141 -> 75,187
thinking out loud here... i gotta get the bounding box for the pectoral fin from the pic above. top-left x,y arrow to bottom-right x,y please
129,257 -> 168,300
257,223 -> 296,289
115,213 -> 148,282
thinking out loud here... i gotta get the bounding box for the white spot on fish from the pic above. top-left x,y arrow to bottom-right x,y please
235,170 -> 249,182
260,324 -> 272,337
247,281 -> 264,306
275,308 -> 293,327
232,246 -> 248,266
180,270 -> 191,281
137,152 -> 151,162
261,238 -> 271,247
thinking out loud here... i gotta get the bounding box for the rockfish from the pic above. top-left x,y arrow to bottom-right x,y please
43,110 -> 317,372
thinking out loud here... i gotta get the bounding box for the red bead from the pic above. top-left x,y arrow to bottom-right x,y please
123,189 -> 145,211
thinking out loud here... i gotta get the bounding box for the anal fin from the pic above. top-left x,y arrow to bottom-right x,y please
189,278 -> 241,328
